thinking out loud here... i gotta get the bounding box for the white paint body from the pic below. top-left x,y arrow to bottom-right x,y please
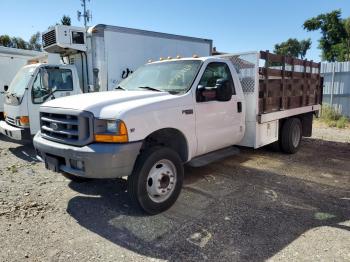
43,57 -> 245,159
39,55 -> 321,161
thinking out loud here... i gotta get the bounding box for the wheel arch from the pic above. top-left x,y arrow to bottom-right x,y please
279,112 -> 313,137
140,128 -> 189,162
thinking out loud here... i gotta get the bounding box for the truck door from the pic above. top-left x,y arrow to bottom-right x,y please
28,67 -> 76,135
194,61 -> 244,156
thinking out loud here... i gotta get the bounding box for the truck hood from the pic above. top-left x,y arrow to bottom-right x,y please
41,90 -> 181,117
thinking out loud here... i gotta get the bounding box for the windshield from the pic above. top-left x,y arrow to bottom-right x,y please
119,60 -> 202,94
32,67 -> 73,104
8,66 -> 36,97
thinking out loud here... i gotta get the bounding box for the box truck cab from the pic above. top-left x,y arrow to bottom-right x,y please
0,24 -> 212,141
0,46 -> 44,118
0,63 -> 81,140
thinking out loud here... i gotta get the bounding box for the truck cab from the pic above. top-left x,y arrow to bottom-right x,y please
0,63 -> 81,140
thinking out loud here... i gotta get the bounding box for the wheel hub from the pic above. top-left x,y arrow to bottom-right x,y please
146,159 -> 177,203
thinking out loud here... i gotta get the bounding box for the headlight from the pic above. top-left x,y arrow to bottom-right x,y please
94,119 -> 128,143
15,116 -> 30,127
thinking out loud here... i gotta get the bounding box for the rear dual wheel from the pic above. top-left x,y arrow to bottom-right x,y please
280,118 -> 302,154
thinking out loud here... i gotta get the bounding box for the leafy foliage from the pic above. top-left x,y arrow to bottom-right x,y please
303,10 -> 350,61
320,104 -> 349,128
0,35 -> 11,47
274,38 -> 311,59
61,15 -> 71,26
0,32 -> 42,51
28,32 -> 42,51
10,37 -> 28,49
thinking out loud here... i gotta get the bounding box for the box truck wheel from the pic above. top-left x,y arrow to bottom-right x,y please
127,146 -> 184,215
281,118 -> 302,154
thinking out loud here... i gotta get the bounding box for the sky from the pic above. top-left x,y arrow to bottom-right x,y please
1,0 -> 349,61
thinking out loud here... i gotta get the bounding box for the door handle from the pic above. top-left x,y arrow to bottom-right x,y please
237,102 -> 242,113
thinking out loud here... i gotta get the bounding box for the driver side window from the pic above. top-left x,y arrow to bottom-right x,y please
199,62 -> 235,93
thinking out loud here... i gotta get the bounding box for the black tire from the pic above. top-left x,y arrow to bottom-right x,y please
280,118 -> 302,154
62,173 -> 92,183
127,146 -> 184,215
268,140 -> 281,152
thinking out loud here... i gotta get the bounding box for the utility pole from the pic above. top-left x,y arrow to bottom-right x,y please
77,0 -> 92,27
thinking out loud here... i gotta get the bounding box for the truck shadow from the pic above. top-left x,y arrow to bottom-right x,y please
0,135 -> 40,163
66,138 -> 350,261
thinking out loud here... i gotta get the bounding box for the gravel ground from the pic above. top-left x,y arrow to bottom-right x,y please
0,125 -> 349,262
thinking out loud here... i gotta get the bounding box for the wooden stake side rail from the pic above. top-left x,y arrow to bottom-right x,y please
258,51 -> 322,114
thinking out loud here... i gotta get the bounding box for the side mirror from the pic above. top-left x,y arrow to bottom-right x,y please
196,85 -> 216,102
215,79 -> 232,102
3,85 -> 8,92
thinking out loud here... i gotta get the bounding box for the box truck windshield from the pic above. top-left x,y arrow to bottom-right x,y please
32,68 -> 74,104
7,66 -> 35,101
119,60 -> 202,94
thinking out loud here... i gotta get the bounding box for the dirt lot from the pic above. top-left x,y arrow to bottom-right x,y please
0,125 -> 349,262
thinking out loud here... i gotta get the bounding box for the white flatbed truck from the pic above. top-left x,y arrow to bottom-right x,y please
0,24 -> 212,141
33,51 -> 323,214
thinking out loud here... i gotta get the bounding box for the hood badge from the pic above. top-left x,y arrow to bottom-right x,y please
50,122 -> 59,131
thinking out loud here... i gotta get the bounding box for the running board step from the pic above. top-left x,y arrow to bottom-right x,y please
187,146 -> 240,167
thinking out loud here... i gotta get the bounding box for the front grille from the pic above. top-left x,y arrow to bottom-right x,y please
40,110 -> 93,146
6,116 -> 16,125
42,29 -> 56,48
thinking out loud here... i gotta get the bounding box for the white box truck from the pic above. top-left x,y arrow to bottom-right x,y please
0,24 -> 212,141
33,51 -> 323,214
0,46 -> 44,118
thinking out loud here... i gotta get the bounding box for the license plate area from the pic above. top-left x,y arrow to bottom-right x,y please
45,155 -> 60,172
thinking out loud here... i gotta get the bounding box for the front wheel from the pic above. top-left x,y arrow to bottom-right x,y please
127,146 -> 184,215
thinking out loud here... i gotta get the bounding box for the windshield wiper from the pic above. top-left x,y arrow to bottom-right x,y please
137,86 -> 163,92
10,93 -> 20,102
115,85 -> 126,90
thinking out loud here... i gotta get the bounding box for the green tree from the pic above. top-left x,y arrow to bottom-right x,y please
61,15 -> 71,26
303,10 -> 349,61
11,37 -> 28,49
274,38 -> 312,59
299,39 -> 312,59
28,32 -> 42,51
0,35 -> 12,47
344,18 -> 350,61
